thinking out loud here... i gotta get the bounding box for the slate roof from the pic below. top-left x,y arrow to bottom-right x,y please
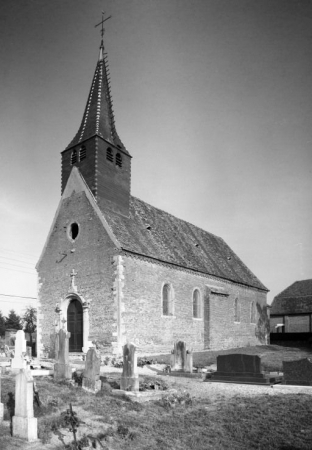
66,42 -> 127,153
104,196 -> 268,291
271,279 -> 312,315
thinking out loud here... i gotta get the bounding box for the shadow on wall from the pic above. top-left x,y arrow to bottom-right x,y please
255,304 -> 270,343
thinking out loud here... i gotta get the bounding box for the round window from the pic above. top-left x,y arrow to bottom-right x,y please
68,222 -> 79,241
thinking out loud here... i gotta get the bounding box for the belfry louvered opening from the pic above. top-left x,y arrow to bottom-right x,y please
71,149 -> 77,165
79,145 -> 86,161
116,153 -> 122,168
106,147 -> 113,162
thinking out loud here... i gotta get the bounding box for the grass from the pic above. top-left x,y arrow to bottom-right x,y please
1,345 -> 312,449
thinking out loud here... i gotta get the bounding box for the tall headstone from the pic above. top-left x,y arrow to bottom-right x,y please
54,329 -> 72,380
185,350 -> 193,373
120,343 -> 139,391
12,369 -> 37,441
11,330 -> 27,370
0,373 -> 3,422
82,347 -> 101,393
170,341 -> 187,371
283,358 -> 312,385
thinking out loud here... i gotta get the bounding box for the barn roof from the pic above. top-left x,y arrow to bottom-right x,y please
104,196 -> 268,291
270,279 -> 312,315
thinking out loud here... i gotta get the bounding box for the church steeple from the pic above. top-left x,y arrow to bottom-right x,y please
65,36 -> 127,152
61,15 -> 132,217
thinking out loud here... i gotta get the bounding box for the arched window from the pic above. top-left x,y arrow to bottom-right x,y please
71,149 -> 77,165
250,301 -> 256,324
79,145 -> 86,161
193,289 -> 201,318
234,297 -> 240,323
116,153 -> 122,168
106,147 -> 113,162
162,283 -> 173,316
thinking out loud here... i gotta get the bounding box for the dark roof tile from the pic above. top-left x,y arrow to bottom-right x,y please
104,196 -> 268,291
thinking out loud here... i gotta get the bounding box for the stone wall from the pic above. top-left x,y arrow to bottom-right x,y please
37,190 -> 117,358
120,255 -> 268,354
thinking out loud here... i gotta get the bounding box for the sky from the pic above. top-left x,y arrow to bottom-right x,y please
0,0 -> 311,315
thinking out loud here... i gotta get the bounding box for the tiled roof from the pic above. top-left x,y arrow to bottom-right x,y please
104,196 -> 268,291
66,44 -> 127,153
271,279 -> 312,315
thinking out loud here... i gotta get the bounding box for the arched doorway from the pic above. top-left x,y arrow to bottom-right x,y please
67,299 -> 83,352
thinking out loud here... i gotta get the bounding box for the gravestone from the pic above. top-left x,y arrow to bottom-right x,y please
208,354 -> 271,384
283,358 -> 312,386
170,341 -> 194,372
120,343 -> 139,391
12,369 -> 37,441
0,372 -> 3,422
54,329 -> 72,380
185,350 -> 193,373
11,330 -> 27,370
82,347 -> 101,393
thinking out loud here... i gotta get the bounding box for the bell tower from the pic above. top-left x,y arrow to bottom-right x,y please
61,15 -> 132,217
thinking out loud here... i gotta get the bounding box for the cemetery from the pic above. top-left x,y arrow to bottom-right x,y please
1,336 -> 312,448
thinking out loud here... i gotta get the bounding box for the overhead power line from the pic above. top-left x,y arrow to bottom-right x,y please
0,294 -> 37,300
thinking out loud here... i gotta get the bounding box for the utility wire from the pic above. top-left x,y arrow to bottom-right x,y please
0,265 -> 36,275
0,255 -> 35,266
0,294 -> 37,299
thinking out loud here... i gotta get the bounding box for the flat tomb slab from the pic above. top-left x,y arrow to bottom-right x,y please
205,372 -> 283,385
160,371 -> 202,379
112,388 -> 177,403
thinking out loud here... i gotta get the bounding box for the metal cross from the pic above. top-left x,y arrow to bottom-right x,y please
95,11 -> 112,40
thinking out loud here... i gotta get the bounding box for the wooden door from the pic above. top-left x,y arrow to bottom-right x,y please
67,299 -> 83,352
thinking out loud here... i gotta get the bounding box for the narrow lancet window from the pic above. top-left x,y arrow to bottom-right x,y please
193,289 -> 201,318
106,147 -> 113,162
79,145 -> 86,161
116,153 -> 122,168
162,284 -> 173,316
250,301 -> 256,323
71,149 -> 77,165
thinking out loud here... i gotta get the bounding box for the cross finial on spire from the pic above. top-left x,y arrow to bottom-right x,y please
95,11 -> 112,59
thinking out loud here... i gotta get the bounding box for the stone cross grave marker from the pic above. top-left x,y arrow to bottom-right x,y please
0,372 -> 3,422
283,358 -> 312,385
11,330 -> 27,370
120,342 -> 139,391
54,329 -> 72,380
82,347 -> 101,393
12,369 -> 37,441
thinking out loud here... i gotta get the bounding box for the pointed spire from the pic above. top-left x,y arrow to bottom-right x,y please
66,14 -> 128,153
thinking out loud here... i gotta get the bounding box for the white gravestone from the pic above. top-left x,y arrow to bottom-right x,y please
12,369 -> 38,441
11,330 -> 27,370
0,372 -> 3,422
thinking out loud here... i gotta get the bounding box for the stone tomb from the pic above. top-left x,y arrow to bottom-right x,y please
283,358 -> 312,386
170,341 -> 193,373
120,343 -> 139,391
11,330 -> 27,370
54,329 -> 72,380
207,354 -> 280,385
12,369 -> 38,441
82,347 -> 101,393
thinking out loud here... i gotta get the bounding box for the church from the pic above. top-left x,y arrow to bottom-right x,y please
36,30 -> 269,358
